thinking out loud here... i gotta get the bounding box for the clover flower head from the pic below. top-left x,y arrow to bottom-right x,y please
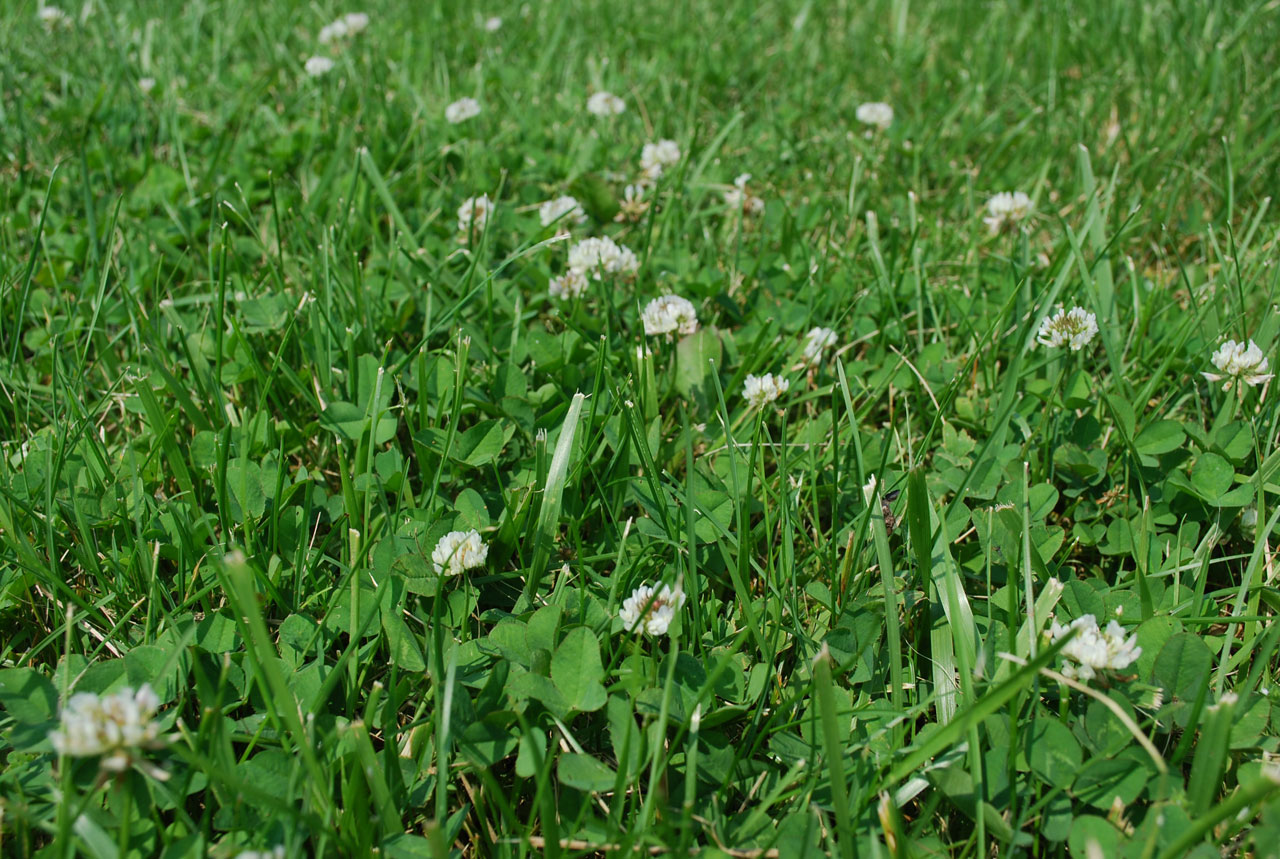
139,77 -> 157,96
616,184 -> 651,223
641,294 -> 699,339
237,848 -> 286,859
38,5 -> 70,29
1037,306 -> 1098,351
539,195 -> 587,229
457,194 -> 494,236
549,269 -> 589,301
304,56 -> 335,77
619,583 -> 686,636
862,474 -> 878,504
483,16 -> 503,31
1203,339 -> 1273,391
743,373 -> 790,409
318,19 -> 348,43
1049,614 -> 1141,682
983,191 -> 1034,234
639,139 -> 681,180
431,530 -> 489,576
802,326 -> 838,363
567,236 -> 639,279
724,174 -> 764,216
548,236 -> 638,300
586,90 -> 626,116
49,685 -> 164,774
855,101 -> 894,130
445,97 -> 481,124
319,12 -> 369,42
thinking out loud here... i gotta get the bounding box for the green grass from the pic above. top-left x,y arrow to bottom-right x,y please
2,0 -> 1280,856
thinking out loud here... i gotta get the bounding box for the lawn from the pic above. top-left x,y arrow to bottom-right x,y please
2,0 -> 1280,856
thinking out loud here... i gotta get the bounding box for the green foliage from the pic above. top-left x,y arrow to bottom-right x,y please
1,0 -> 1279,856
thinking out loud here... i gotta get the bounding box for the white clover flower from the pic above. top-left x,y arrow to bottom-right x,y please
802,327 -> 838,363
483,16 -> 503,31
855,102 -> 894,130
862,474 -> 878,504
319,12 -> 368,43
743,373 -> 790,409
318,20 -> 349,43
619,583 -> 686,636
304,56 -> 335,77
539,195 -> 587,229
1037,306 -> 1099,351
431,530 -> 489,576
549,269 -> 589,300
616,184 -> 650,223
549,236 -> 638,300
38,5 -> 70,29
1048,614 -> 1141,682
1203,339 -> 1273,391
138,77 -> 157,96
983,191 -> 1034,234
567,236 -> 639,279
724,174 -> 764,217
237,848 -> 286,859
639,139 -> 681,180
641,294 -> 699,338
456,194 -> 494,236
49,685 -> 164,773
586,90 -> 626,117
445,97 -> 481,124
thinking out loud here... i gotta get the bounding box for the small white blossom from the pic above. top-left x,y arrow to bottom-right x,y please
304,56 -> 335,77
802,327 -> 837,363
457,194 -> 494,236
445,97 -> 481,124
483,16 -> 503,31
1203,339 -> 1273,391
549,269 -> 589,300
38,5 -> 70,29
567,236 -> 639,279
855,102 -> 894,130
983,191 -> 1034,234
549,236 -> 638,300
641,295 -> 699,338
586,90 -> 626,116
1048,614 -> 1142,682
616,184 -> 650,222
49,685 -> 164,773
639,139 -> 681,180
431,530 -> 489,576
743,373 -> 790,409
724,174 -> 764,217
318,20 -> 349,43
619,583 -> 685,636
539,195 -> 587,229
318,12 -> 368,43
1037,306 -> 1099,351
862,474 -> 879,504
237,848 -> 286,859
138,77 -> 157,95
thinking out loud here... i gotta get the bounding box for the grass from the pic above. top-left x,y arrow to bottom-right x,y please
2,0 -> 1280,855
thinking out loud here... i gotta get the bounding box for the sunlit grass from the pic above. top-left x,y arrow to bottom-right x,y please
1,0 -> 1280,856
